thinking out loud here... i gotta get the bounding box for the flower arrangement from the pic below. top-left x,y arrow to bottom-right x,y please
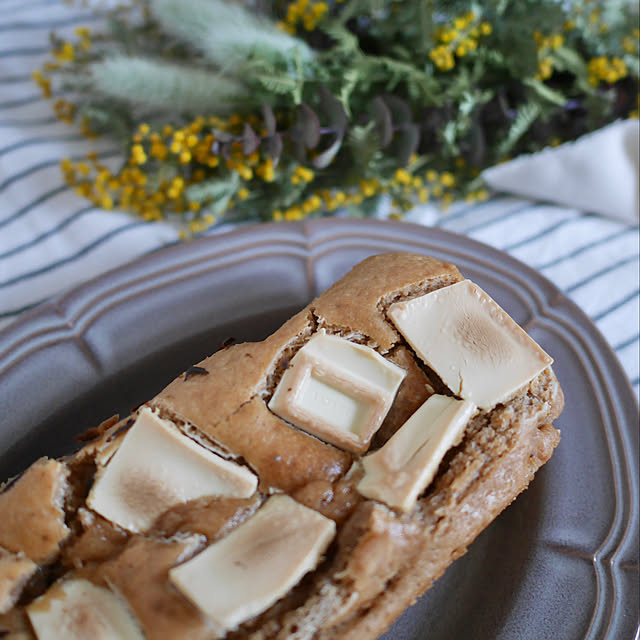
35,0 -> 639,236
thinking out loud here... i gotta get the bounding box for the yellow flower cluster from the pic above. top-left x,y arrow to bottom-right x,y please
279,0 -> 329,33
269,160 -> 474,222
61,154 -> 157,218
375,162 -> 458,215
63,105 -> 485,228
273,184 -> 372,221
33,26 -> 93,107
53,42 -> 76,63
533,31 -> 564,81
256,157 -> 276,182
272,192 -> 324,221
61,113 -> 295,235
32,70 -> 52,98
429,13 -> 492,71
587,56 -> 628,86
80,117 -> 98,139
630,95 -> 640,120
570,3 -> 617,36
389,163 -> 489,215
74,26 -> 92,52
587,7 -> 610,35
290,165 -> 315,184
53,100 -> 75,124
622,28 -> 640,55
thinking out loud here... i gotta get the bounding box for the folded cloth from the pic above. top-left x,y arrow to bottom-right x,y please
482,119 -> 640,224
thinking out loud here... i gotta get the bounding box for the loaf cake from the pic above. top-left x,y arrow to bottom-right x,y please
0,252 -> 564,639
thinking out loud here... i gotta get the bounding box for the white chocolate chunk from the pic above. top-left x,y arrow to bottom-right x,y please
357,395 -> 476,511
388,280 -> 553,409
87,407 -> 257,533
27,578 -> 144,640
169,494 -> 336,631
268,331 -> 406,453
0,549 -> 36,614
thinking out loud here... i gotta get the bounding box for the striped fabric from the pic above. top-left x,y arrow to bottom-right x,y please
410,199 -> 639,398
0,1 -> 638,400
0,0 -> 179,322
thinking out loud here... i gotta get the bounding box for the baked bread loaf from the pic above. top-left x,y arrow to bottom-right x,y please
0,252 -> 563,639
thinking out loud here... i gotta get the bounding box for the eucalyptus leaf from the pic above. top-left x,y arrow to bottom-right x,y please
290,136 -> 307,163
264,134 -> 283,161
382,94 -> 412,126
391,123 -> 420,167
212,129 -> 234,143
294,103 -> 321,149
220,141 -> 233,160
370,96 -> 392,147
318,86 -> 348,134
312,134 -> 343,169
262,103 -> 277,135
242,123 -> 260,155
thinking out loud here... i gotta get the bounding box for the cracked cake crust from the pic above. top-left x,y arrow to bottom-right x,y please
0,253 -> 563,640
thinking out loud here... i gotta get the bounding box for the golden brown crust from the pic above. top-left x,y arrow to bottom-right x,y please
0,458 -> 70,565
374,346 -> 435,446
156,396 -> 352,494
61,508 -> 130,570
324,417 -> 560,640
0,550 -> 37,615
0,607 -> 35,639
0,252 -> 564,640
311,253 -> 463,351
262,369 -> 562,640
151,495 -> 262,541
90,536 -> 212,640
154,309 -> 314,423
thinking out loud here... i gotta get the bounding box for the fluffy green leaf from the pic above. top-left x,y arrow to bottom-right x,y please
90,57 -> 248,114
185,174 -> 239,203
524,78 -> 568,107
498,102 -> 542,158
151,0 -> 313,73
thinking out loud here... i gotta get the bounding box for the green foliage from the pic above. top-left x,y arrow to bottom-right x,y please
152,0 -> 313,72
39,0 -> 640,234
90,57 -> 249,114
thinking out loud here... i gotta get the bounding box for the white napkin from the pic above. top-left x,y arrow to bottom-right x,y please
482,119 -> 640,224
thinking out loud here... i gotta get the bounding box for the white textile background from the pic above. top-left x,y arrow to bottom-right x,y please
0,0 -> 638,400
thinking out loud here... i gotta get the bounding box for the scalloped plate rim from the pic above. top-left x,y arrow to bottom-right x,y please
0,218 -> 637,640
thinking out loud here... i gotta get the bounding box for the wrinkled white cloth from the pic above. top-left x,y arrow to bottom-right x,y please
0,0 -> 638,400
483,119 -> 640,224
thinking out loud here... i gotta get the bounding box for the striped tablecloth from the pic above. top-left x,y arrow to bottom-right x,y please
1,0 -> 638,400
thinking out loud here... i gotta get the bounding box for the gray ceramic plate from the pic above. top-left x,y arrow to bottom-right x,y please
0,219 -> 637,639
